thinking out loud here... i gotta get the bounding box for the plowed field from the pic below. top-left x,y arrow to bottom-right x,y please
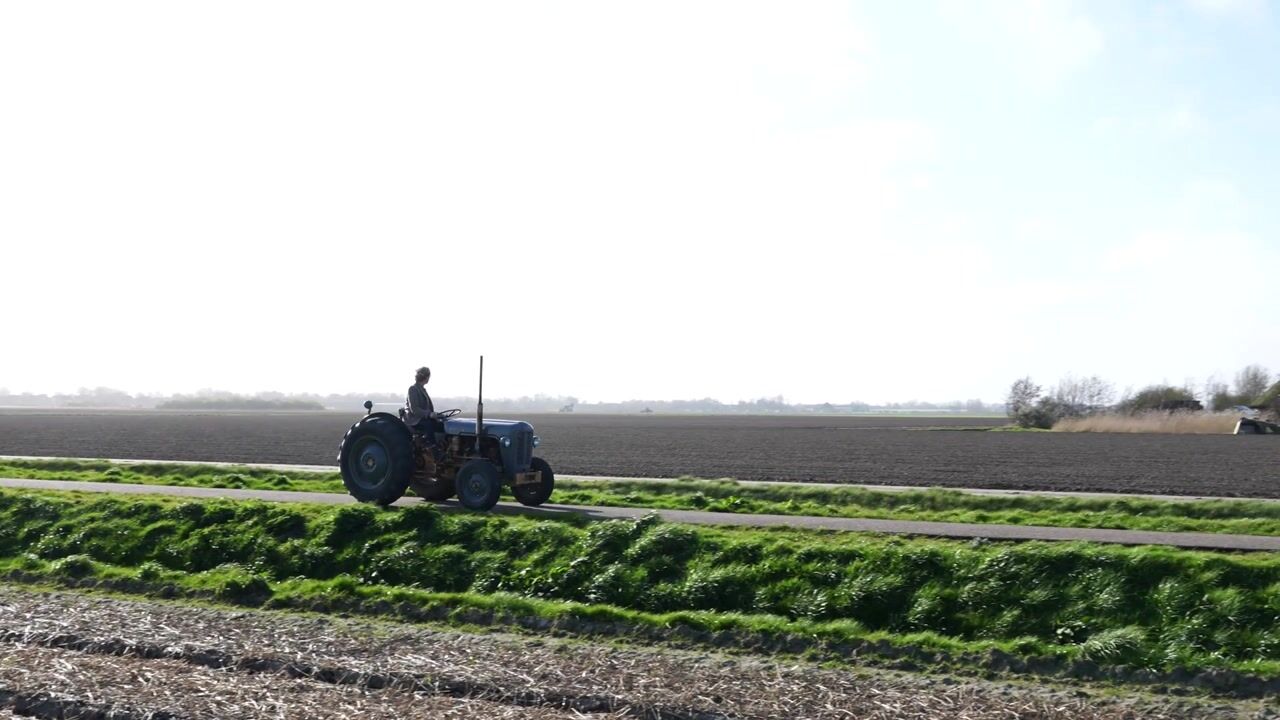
0,410 -> 1276,497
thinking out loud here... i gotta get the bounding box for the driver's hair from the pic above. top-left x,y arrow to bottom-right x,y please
415,366 -> 431,381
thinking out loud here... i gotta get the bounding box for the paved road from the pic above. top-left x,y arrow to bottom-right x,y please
2,476 -> 1277,551
4,455 -> 1275,505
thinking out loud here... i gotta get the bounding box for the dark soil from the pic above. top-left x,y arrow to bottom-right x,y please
0,410 -> 1276,498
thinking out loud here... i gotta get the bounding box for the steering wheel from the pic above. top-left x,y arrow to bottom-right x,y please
437,408 -> 463,419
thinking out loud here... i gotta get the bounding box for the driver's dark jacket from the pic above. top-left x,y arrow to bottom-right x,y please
406,384 -> 434,426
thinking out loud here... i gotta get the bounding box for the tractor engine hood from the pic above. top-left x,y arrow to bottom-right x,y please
443,417 -> 534,436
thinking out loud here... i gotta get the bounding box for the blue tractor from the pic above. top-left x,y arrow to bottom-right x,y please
336,358 -> 553,511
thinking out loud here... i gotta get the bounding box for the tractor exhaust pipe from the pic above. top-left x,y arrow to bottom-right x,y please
476,355 -> 484,447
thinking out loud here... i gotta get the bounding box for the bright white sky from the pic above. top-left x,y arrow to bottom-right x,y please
1,1 -> 1276,404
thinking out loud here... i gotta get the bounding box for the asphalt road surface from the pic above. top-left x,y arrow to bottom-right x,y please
2,476 -> 1277,551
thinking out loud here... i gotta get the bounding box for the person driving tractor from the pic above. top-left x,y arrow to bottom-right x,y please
406,366 -> 438,442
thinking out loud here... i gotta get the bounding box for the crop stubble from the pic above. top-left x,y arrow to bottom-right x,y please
0,410 -> 1275,498
0,588 -> 1257,720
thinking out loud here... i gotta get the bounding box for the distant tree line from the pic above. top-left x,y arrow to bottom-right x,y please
0,386 -> 150,408
157,397 -> 325,411
1205,365 -> 1274,412
0,387 -> 1005,415
1007,365 -> 1279,429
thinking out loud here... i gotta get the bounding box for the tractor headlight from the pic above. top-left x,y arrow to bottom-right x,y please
532,435 -> 540,448
500,436 -> 512,448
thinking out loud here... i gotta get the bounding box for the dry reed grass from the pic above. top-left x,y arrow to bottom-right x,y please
1053,412 -> 1240,435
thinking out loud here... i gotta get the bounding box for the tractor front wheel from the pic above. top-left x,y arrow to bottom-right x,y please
512,457 -> 555,507
456,459 -> 501,511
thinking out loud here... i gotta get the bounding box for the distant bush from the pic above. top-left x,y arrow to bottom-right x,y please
1011,397 -> 1082,429
1236,365 -> 1272,403
1256,381 -> 1280,410
1115,385 -> 1201,414
1005,376 -> 1102,429
1005,377 -> 1041,420
1211,391 -> 1252,412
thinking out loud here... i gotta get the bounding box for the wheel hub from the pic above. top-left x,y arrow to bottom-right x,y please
349,437 -> 390,489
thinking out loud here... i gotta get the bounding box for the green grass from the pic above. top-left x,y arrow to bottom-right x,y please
4,459 -> 1279,536
553,479 -> 1280,536
0,488 -> 1279,676
0,459 -> 344,493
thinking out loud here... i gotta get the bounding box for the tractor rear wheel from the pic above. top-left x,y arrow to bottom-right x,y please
512,457 -> 555,507
455,459 -> 501,511
338,414 -> 413,505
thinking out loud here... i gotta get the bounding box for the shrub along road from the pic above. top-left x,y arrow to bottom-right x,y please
1,476 -> 1277,551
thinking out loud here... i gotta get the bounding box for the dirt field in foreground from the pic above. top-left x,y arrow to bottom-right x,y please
0,410 -> 1277,498
0,587 -> 1262,719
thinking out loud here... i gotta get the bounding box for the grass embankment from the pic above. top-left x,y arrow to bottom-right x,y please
4,459 -> 1280,536
554,480 -> 1280,536
2,489 -> 1280,677
0,459 -> 344,494
1054,412 -> 1241,435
